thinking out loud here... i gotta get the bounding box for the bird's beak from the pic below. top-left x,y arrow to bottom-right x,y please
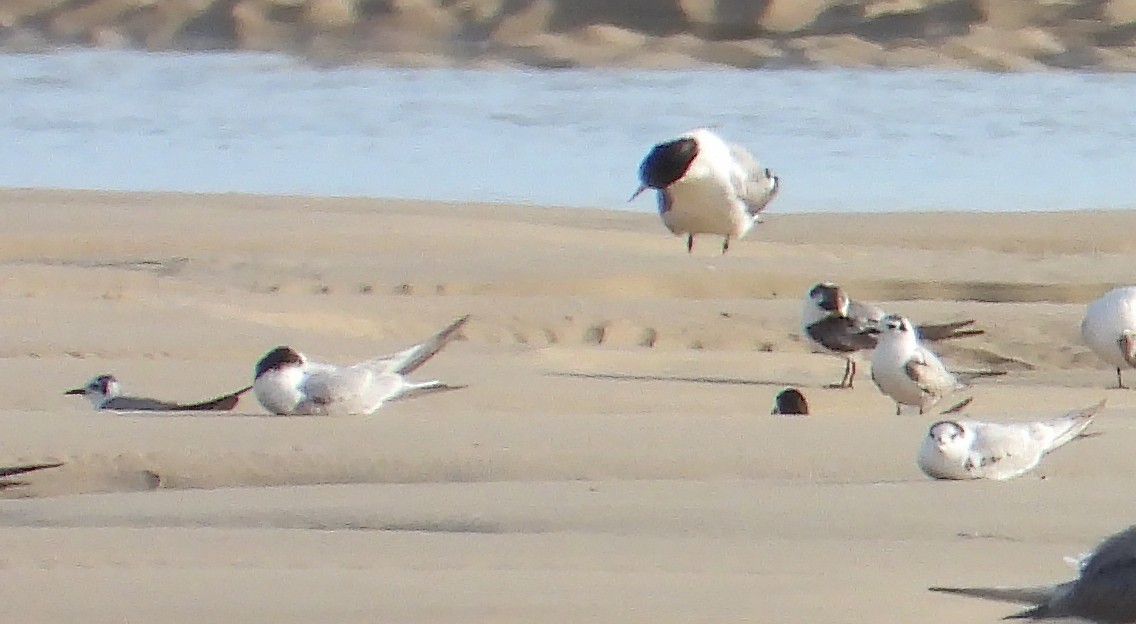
858,326 -> 881,335
64,388 -> 85,395
628,184 -> 648,202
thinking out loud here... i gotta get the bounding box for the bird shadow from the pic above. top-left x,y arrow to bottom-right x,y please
548,372 -> 800,388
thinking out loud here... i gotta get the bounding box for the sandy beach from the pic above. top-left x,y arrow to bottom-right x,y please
1,187 -> 1135,622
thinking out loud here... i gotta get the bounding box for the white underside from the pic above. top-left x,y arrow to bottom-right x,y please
1082,286 -> 1136,368
661,177 -> 754,240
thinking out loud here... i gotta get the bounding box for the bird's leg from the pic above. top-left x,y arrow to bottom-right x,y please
721,236 -> 730,254
828,360 -> 854,389
1118,367 -> 1128,390
895,404 -> 902,416
686,234 -> 694,254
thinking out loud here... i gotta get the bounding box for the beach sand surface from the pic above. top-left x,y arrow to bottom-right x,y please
0,188 -> 1133,623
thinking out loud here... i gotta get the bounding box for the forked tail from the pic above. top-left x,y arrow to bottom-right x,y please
393,380 -> 468,402
1045,399 -> 1106,451
394,315 -> 471,376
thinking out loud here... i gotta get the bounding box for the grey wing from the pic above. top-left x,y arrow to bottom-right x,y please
965,424 -> 1043,479
904,349 -> 958,393
101,396 -> 186,411
727,144 -> 778,216
0,462 -> 63,478
1056,553 -> 1136,623
301,366 -> 403,414
847,299 -> 886,327
916,319 -> 984,342
805,316 -> 878,353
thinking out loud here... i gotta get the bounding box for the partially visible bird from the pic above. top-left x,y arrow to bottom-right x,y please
931,524 -> 1136,622
65,374 -> 251,411
917,399 -> 1103,480
801,282 -> 983,389
630,128 -> 779,254
771,388 -> 809,415
1081,286 -> 1136,388
253,315 -> 469,416
0,462 -> 63,490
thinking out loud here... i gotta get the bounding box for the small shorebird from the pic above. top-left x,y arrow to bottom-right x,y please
917,399 -> 1103,480
630,128 -> 779,254
65,374 -> 251,411
1081,286 -> 1136,388
253,315 -> 469,416
801,282 -> 982,388
931,524 -> 1136,622
869,314 -> 991,415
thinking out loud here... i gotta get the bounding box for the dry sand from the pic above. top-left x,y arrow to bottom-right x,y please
0,188 -> 1133,622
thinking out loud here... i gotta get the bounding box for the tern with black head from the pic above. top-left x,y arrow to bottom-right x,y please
252,315 -> 469,416
630,128 -> 779,254
801,282 -> 983,388
65,374 -> 252,412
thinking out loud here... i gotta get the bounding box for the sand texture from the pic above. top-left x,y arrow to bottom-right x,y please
0,188 -> 1135,622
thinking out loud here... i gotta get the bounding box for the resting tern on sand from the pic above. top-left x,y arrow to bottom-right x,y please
801,282 -> 983,388
629,128 -> 779,254
1081,286 -> 1136,388
252,315 -> 469,416
870,314 -> 1001,415
917,399 -> 1103,481
65,374 -> 252,412
931,524 -> 1136,622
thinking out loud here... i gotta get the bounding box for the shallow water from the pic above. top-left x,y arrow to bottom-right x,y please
1,49 -> 1134,213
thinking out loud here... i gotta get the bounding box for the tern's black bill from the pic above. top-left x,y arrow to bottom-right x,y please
64,388 -> 85,395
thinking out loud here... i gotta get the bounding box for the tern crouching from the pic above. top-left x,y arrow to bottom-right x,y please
253,315 -> 469,416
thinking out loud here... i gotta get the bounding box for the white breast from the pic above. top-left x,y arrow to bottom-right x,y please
1082,286 -> 1136,368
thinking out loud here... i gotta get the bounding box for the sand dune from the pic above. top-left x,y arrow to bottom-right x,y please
1,188 -> 1136,622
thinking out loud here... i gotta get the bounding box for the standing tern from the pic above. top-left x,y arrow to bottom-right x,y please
802,282 -> 983,388
630,128 -> 780,254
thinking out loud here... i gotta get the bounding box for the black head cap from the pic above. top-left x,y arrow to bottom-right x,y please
639,137 -> 699,190
772,388 -> 809,416
255,346 -> 304,379
809,282 -> 846,314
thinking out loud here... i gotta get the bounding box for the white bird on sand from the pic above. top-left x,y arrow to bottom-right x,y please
65,374 -> 252,412
917,399 -> 1103,480
801,282 -> 983,388
1081,286 -> 1136,388
869,314 -> 1000,415
629,128 -> 779,254
252,315 -> 469,416
931,524 -> 1136,622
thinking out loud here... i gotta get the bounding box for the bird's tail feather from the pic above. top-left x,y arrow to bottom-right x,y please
929,585 -> 1054,607
918,319 -> 985,342
393,381 -> 467,402
393,315 -> 471,376
173,385 -> 253,411
1045,399 -> 1106,451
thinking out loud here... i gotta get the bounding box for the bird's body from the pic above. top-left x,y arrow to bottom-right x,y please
772,388 -> 809,415
917,400 -> 1103,480
931,524 -> 1136,622
801,282 -> 983,388
253,315 -> 469,416
631,128 -> 779,254
1081,286 -> 1136,388
870,315 -> 963,415
65,374 -> 251,412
